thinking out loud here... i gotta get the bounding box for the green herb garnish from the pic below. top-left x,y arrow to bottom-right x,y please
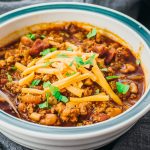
84,54 -> 96,65
45,92 -> 50,107
87,28 -> 97,39
60,96 -> 68,103
74,56 -> 84,66
67,47 -> 73,51
106,76 -> 120,80
49,85 -> 68,103
11,66 -> 17,71
26,33 -> 36,40
95,89 -> 100,95
69,60 -> 74,67
38,101 -> 48,109
49,86 -> 60,98
40,49 -> 50,56
40,35 -> 46,39
38,92 -> 51,109
74,54 -> 95,67
116,82 -> 129,94
49,47 -> 57,52
40,48 -> 57,56
65,72 -> 76,77
57,53 -> 68,58
6,73 -> 12,82
30,79 -> 41,88
43,81 -> 51,88
136,59 -> 141,66
43,81 -> 68,103
39,82 -> 54,108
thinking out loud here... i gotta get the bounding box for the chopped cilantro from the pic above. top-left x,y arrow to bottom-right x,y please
95,89 -> 100,95
40,48 -> 57,56
136,59 -> 141,66
43,81 -> 51,88
57,53 -> 68,58
43,82 -> 68,103
49,85 -> 68,103
116,82 -> 129,94
40,35 -> 46,39
74,54 -> 95,67
87,28 -> 97,39
65,72 -> 76,77
46,92 -> 50,102
38,92 -> 51,109
84,54 -> 96,65
30,79 -> 41,88
40,81 -> 69,108
69,60 -> 74,67
11,66 -> 17,71
60,96 -> 68,103
49,47 -> 57,52
26,33 -> 36,40
106,76 -> 120,80
49,86 -> 60,98
6,73 -> 12,82
40,49 -> 50,56
67,47 -> 73,51
38,101 -> 48,109
74,56 -> 84,66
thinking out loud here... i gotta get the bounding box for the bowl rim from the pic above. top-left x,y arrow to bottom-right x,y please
0,2 -> 150,137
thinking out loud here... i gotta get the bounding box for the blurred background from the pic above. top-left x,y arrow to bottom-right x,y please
0,0 -> 150,150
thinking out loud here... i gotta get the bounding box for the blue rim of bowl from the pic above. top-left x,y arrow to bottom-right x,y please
0,3 -> 150,135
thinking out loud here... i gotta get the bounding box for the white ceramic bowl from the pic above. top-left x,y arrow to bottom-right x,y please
0,2 -> 150,150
